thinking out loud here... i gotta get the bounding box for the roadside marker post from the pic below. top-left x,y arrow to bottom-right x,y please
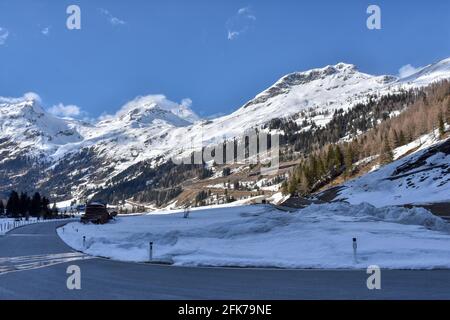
353,237 -> 358,263
149,242 -> 153,262
83,236 -> 86,248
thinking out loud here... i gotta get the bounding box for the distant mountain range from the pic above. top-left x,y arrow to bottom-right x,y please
1,57 -> 449,202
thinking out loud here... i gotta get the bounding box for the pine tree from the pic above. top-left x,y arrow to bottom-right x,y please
309,155 -> 319,182
398,130 -> 407,146
298,170 -> 310,195
0,200 -> 4,216
326,145 -> 336,171
438,111 -> 445,138
344,144 -> 354,176
41,197 -> 50,219
19,192 -> 30,218
6,191 -> 20,218
379,137 -> 394,165
30,192 -> 42,217
334,145 -> 344,168
392,130 -> 401,148
318,154 -> 326,178
51,202 -> 58,217
446,97 -> 450,124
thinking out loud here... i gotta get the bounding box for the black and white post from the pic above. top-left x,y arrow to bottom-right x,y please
183,207 -> 190,219
149,241 -> 153,262
353,237 -> 358,263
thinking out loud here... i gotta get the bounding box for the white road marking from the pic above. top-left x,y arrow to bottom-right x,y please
0,252 -> 93,275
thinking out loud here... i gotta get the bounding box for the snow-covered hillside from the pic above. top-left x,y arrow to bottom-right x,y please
52,95 -> 199,169
194,58 -> 450,145
1,57 -> 449,200
336,136 -> 450,207
399,57 -> 450,86
0,99 -> 83,161
68,56 -> 450,171
58,203 -> 450,269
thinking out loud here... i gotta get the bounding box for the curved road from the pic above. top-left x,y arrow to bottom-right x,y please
0,221 -> 449,300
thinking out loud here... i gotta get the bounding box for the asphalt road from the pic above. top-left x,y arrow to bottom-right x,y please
0,221 -> 449,300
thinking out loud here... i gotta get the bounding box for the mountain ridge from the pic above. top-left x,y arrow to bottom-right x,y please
1,57 -> 449,202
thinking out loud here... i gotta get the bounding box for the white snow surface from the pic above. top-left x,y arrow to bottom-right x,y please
58,203 -> 450,269
337,135 -> 450,207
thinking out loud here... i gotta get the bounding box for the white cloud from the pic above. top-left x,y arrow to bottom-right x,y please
100,8 -> 126,26
226,6 -> 256,40
41,26 -> 50,36
238,7 -> 249,15
99,94 -> 199,123
0,93 -> 86,119
115,94 -> 174,116
0,27 -> 9,45
98,112 -> 114,122
48,103 -> 82,118
0,92 -> 42,104
181,98 -> 193,109
398,64 -> 420,78
238,7 -> 256,20
227,31 -> 240,41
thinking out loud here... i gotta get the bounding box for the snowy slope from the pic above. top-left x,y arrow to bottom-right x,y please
337,136 -> 450,207
399,57 -> 450,86
133,57 -> 450,159
234,63 -> 395,126
58,203 -> 450,269
98,57 -> 450,173
0,99 -> 83,161
160,63 -> 398,155
1,57 -> 449,199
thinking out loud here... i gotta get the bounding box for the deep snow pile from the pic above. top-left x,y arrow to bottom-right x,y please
58,203 -> 450,269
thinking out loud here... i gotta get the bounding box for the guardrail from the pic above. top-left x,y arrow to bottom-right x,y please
0,218 -> 76,235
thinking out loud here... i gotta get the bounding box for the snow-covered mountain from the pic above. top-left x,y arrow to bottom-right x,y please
399,57 -> 450,86
0,99 -> 82,161
0,57 -> 449,201
167,58 -> 450,151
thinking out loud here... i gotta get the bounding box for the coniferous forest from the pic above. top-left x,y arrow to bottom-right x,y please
281,80 -> 450,195
0,191 -> 58,220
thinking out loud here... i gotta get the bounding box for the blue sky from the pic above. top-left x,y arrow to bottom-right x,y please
0,0 -> 449,119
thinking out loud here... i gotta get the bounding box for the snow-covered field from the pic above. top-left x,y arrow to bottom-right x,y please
58,203 -> 450,269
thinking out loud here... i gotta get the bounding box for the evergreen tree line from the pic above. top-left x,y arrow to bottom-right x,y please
356,80 -> 450,159
93,160 -> 203,204
269,89 -> 423,158
0,191 -> 58,219
283,80 -> 450,196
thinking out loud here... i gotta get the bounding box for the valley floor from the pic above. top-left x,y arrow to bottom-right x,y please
58,203 -> 450,269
